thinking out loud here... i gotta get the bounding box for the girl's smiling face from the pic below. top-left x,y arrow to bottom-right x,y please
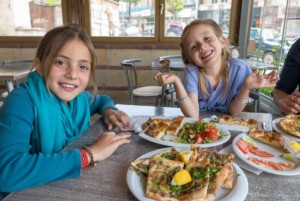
184,24 -> 226,68
45,38 -> 91,104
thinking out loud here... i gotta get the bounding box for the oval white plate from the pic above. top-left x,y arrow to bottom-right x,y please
272,118 -> 300,141
136,116 -> 230,148
127,148 -> 248,201
232,133 -> 300,176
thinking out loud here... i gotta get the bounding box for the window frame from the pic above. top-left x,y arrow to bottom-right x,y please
0,0 -> 241,46
85,0 -> 181,44
86,0 -> 240,45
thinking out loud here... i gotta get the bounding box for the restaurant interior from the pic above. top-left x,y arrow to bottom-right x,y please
1,0 -> 300,201
1,0 -> 299,113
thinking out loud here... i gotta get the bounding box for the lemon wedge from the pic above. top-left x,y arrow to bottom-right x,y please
179,150 -> 193,164
289,141 -> 300,152
171,169 -> 192,186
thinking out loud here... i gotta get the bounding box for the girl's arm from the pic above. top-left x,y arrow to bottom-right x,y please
154,72 -> 199,119
84,91 -> 117,115
228,84 -> 250,116
173,77 -> 199,118
228,69 -> 279,116
85,91 -> 130,130
0,88 -> 81,192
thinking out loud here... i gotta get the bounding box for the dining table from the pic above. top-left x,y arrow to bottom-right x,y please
3,104 -> 299,201
0,64 -> 32,93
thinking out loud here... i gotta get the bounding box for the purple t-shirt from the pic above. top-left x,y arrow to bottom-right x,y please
184,58 -> 252,112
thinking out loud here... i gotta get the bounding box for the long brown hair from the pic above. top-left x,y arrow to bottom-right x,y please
34,24 -> 98,95
180,19 -> 231,97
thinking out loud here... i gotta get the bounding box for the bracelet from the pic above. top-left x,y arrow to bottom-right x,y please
80,148 -> 89,168
234,96 -> 249,104
177,95 -> 190,104
82,146 -> 97,167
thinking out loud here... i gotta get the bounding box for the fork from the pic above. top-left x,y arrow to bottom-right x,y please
134,122 -> 155,133
160,67 -> 170,74
283,137 -> 300,159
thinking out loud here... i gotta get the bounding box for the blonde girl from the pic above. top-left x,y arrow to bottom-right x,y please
155,19 -> 279,118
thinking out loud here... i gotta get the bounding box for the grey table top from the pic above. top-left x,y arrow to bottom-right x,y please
4,104 -> 299,201
0,65 -> 32,81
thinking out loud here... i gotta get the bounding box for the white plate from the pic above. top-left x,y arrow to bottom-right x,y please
232,133 -> 300,176
127,148 -> 248,201
136,117 -> 230,148
272,118 -> 300,141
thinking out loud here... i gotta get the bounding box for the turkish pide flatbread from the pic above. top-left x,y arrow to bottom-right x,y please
279,115 -> 300,138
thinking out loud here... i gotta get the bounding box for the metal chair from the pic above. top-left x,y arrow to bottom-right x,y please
121,59 -> 162,106
0,59 -> 33,100
248,91 -> 260,112
2,59 -> 33,65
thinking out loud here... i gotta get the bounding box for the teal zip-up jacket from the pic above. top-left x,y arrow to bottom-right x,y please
0,87 -> 117,192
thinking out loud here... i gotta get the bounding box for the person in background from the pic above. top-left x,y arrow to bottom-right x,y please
154,19 -> 279,118
272,38 -> 300,114
0,24 -> 131,193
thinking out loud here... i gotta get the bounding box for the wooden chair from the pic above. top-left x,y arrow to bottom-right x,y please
121,59 -> 162,106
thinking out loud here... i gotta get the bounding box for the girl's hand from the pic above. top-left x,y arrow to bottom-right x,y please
154,72 -> 180,85
245,69 -> 279,89
103,109 -> 130,130
90,131 -> 131,161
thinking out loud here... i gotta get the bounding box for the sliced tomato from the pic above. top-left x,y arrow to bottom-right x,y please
279,161 -> 293,169
237,140 -> 249,154
249,148 -> 274,158
203,125 -> 218,142
206,125 -> 218,133
194,133 -> 203,144
248,157 -> 284,171
248,157 -> 269,167
248,144 -> 258,152
267,161 -> 283,171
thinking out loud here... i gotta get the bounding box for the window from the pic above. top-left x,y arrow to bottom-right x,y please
90,0 -> 155,37
0,0 -> 63,37
0,0 -> 239,45
242,0 -> 300,113
88,0 -> 234,43
247,0 -> 300,67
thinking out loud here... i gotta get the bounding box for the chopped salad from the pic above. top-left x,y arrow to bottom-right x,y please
175,120 -> 225,144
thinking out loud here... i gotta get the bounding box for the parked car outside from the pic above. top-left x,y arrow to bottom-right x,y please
248,27 -> 295,64
166,24 -> 183,36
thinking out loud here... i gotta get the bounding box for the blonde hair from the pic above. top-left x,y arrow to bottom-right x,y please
34,24 -> 98,96
180,19 -> 231,97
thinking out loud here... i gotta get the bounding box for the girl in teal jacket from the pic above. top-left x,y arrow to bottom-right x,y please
0,24 -> 131,193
